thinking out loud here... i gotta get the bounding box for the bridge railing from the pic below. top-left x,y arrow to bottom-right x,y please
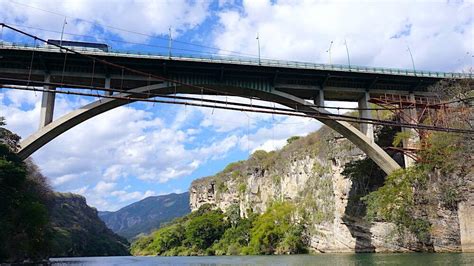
0,41 -> 472,79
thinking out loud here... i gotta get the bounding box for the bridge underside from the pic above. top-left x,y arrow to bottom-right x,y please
0,47 -> 446,175
15,81 -> 402,175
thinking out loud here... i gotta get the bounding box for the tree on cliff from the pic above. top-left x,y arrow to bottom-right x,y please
1,117 -> 130,262
0,117 -> 51,263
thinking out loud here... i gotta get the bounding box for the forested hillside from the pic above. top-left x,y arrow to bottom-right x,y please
99,192 -> 190,240
0,118 -> 129,263
131,202 -> 307,256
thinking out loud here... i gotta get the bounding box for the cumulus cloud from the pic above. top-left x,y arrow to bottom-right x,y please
51,173 -> 80,186
213,0 -> 472,72
103,164 -> 125,181
110,190 -> 156,203
239,115 -> 322,153
0,0 -> 211,43
94,181 -> 117,194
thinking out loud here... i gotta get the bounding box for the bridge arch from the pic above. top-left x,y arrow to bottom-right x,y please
18,83 -> 401,174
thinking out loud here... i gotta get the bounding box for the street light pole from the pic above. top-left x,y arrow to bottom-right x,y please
256,33 -> 261,65
407,45 -> 416,74
59,16 -> 67,50
344,39 -> 351,69
168,27 -> 172,59
326,41 -> 333,65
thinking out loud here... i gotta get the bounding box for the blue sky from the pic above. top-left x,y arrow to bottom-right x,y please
0,0 -> 472,211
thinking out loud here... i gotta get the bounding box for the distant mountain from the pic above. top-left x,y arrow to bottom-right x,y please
99,192 -> 190,240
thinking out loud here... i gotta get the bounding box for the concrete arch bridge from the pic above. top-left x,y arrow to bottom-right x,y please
0,44 -> 469,174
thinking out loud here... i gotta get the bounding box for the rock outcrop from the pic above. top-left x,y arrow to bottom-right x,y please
189,125 -> 471,253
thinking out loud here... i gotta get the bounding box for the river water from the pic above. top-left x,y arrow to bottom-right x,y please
50,253 -> 474,265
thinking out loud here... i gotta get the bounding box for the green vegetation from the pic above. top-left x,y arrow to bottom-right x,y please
391,131 -> 412,147
357,130 -> 471,244
245,202 -> 307,255
272,175 -> 281,185
343,78 -> 472,246
286,136 -> 301,145
0,120 -> 50,263
362,167 -> 430,241
0,118 -> 129,262
48,193 -> 130,257
249,150 -> 277,170
238,183 -> 247,194
131,202 -> 307,256
99,192 -> 190,240
223,161 -> 244,173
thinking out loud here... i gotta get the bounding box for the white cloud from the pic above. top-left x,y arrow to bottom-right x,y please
103,165 -> 125,182
94,181 -> 116,193
51,173 -> 80,186
110,189 -> 156,203
198,96 -> 287,132
70,186 -> 88,195
241,115 -> 321,153
1,90 -> 245,205
213,0 -> 472,72
0,90 -> 89,137
74,184 -> 177,211
197,135 -> 239,160
0,0 -> 211,43
2,89 -> 38,107
253,138 -> 287,153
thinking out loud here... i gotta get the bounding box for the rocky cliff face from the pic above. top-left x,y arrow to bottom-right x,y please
49,192 -> 130,257
189,126 -> 471,253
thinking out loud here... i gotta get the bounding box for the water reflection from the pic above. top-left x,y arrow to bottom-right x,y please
50,253 -> 474,266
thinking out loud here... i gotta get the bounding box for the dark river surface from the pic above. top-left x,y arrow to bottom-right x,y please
50,253 -> 474,265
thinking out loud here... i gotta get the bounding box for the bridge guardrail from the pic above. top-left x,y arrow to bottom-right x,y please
0,41 -> 472,79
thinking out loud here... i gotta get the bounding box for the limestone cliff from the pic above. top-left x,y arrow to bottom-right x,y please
190,126 -> 472,253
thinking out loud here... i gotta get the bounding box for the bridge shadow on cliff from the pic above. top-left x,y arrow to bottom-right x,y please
341,126 -> 404,253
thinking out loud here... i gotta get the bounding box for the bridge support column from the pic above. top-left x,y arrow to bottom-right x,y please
358,91 -> 374,143
39,74 -> 56,128
313,89 -> 324,111
105,76 -> 112,96
401,92 -> 420,167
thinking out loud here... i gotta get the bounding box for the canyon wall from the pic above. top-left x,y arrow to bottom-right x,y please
190,126 -> 471,253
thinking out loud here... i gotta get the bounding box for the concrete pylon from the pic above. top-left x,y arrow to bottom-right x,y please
39,74 -> 56,128
313,89 -> 324,111
105,76 -> 112,96
459,201 -> 474,252
401,92 -> 420,167
358,91 -> 374,143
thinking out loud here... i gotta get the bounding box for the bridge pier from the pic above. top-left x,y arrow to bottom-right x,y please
313,89 -> 324,111
105,76 -> 112,96
358,91 -> 374,143
401,92 -> 420,167
39,74 -> 56,128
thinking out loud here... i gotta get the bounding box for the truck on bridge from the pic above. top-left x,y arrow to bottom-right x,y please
46,39 -> 109,52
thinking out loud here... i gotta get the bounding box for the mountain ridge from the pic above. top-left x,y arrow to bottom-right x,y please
99,192 -> 190,240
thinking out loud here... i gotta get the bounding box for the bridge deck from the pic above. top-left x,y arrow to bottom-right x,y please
0,42 -> 470,101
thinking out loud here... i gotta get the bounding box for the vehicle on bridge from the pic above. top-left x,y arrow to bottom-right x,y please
46,39 -> 109,52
